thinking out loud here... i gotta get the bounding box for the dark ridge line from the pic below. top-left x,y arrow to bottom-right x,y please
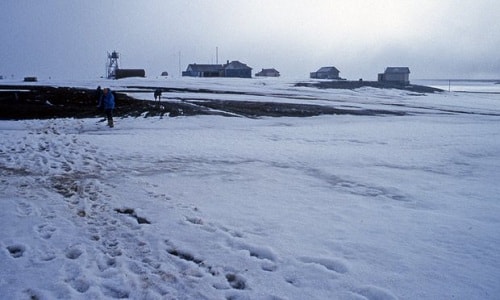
294,80 -> 444,93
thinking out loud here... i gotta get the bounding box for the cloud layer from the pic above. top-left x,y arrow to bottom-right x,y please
1,0 -> 499,80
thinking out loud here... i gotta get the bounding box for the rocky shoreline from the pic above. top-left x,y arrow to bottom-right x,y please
295,80 -> 443,94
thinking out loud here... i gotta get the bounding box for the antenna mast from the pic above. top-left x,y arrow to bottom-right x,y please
178,51 -> 181,77
106,51 -> 120,79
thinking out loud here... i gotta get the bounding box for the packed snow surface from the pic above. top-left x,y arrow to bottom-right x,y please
1,78 -> 499,299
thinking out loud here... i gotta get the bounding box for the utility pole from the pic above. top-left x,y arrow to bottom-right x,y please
178,51 -> 181,77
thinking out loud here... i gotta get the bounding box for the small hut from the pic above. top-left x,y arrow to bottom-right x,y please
378,67 -> 410,85
255,68 -> 280,77
310,66 -> 340,79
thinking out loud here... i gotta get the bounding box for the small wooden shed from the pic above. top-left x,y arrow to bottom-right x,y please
255,68 -> 280,77
310,66 -> 340,79
378,67 -> 410,85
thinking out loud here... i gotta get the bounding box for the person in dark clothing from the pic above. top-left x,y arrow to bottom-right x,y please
98,88 -> 115,127
95,86 -> 102,105
154,89 -> 162,102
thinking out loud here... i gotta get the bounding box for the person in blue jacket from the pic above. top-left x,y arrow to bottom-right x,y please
98,87 -> 115,127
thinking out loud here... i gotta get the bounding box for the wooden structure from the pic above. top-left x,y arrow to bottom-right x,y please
378,67 -> 410,85
183,60 -> 252,78
310,66 -> 341,79
255,68 -> 280,77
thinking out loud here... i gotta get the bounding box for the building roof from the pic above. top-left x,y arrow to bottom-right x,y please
224,60 -> 252,70
187,64 -> 224,72
316,66 -> 340,73
256,68 -> 280,76
385,67 -> 410,74
257,68 -> 279,73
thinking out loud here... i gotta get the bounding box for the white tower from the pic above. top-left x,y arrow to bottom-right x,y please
106,51 -> 120,79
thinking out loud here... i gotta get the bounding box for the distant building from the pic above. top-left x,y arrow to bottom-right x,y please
378,67 -> 410,85
223,61 -> 252,78
255,68 -> 280,77
105,51 -> 145,79
182,64 -> 224,77
115,69 -> 145,79
310,66 -> 341,79
182,60 -> 252,78
24,76 -> 38,82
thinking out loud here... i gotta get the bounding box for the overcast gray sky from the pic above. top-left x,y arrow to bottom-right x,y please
1,0 -> 499,80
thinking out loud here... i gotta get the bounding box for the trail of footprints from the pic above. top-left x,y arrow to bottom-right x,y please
3,119 -> 392,299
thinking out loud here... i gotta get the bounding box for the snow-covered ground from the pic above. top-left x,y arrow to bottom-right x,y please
1,78 -> 499,299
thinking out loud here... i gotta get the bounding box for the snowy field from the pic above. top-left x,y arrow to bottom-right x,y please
1,78 -> 499,299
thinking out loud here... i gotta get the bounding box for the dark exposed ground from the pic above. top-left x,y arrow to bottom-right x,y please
0,81 -> 442,120
0,85 -> 206,120
295,80 -> 443,94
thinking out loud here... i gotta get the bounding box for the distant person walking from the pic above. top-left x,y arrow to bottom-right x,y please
98,88 -> 115,127
154,89 -> 162,102
95,86 -> 102,105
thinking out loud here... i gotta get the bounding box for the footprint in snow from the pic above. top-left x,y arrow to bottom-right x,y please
65,245 -> 84,260
63,261 -> 91,294
114,207 -> 151,224
36,245 -> 57,262
36,223 -> 57,239
232,240 -> 278,262
16,201 -> 35,217
7,244 -> 26,258
298,256 -> 349,274
225,273 -> 247,290
353,285 -> 398,300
